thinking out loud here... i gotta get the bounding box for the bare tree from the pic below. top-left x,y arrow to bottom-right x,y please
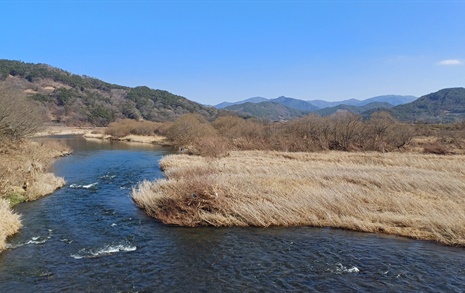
330,112 -> 363,151
367,111 -> 397,151
0,85 -> 44,141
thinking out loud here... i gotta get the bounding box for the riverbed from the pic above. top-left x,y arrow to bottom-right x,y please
0,136 -> 464,292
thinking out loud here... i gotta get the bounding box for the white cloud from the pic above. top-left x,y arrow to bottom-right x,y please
437,59 -> 463,66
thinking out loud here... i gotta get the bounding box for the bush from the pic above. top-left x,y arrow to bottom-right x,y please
423,141 -> 449,155
105,119 -> 161,137
166,114 -> 231,157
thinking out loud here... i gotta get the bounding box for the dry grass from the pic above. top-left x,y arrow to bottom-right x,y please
34,126 -> 100,137
0,140 -> 68,203
133,151 -> 465,246
0,140 -> 68,251
0,199 -> 21,251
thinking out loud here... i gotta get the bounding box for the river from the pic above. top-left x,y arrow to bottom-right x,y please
0,135 -> 464,292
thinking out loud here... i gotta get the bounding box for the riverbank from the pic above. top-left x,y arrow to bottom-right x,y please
83,131 -> 168,145
34,126 -> 98,137
0,140 -> 70,251
35,125 -> 169,145
133,150 -> 465,246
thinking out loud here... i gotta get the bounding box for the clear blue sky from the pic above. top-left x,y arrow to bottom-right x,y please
2,0 -> 465,105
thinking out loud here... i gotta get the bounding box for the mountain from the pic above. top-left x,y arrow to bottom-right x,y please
359,95 -> 417,106
391,87 -> 465,123
316,102 -> 394,117
224,102 -> 306,120
216,95 -> 416,111
308,95 -> 416,108
307,99 -> 359,108
215,97 -> 268,109
0,60 -> 218,126
269,96 -> 319,111
215,101 -> 235,109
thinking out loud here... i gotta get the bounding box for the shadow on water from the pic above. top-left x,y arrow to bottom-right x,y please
1,135 -> 464,292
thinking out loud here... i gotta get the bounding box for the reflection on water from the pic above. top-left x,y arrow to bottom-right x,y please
0,135 -> 464,292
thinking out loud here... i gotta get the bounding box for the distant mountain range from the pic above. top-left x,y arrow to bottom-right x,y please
216,95 -> 417,109
219,89 -> 465,122
1,59 -> 463,125
218,95 -> 417,120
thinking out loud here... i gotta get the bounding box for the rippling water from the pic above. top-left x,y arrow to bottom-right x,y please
1,136 -> 464,292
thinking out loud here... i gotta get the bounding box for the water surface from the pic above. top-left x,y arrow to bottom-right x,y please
0,136 -> 464,292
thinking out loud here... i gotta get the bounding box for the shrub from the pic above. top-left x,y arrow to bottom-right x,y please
423,141 -> 449,155
166,114 -> 231,157
105,119 -> 161,137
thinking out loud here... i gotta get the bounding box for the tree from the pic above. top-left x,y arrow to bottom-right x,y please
330,112 -> 363,150
0,85 -> 44,141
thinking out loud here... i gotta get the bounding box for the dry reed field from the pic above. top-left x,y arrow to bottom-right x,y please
0,140 -> 68,251
133,151 -> 465,246
0,199 -> 21,251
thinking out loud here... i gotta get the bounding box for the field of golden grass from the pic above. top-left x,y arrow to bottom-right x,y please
0,199 -> 21,251
133,151 -> 465,246
0,140 -> 68,251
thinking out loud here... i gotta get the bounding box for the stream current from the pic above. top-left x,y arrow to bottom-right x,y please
0,135 -> 464,292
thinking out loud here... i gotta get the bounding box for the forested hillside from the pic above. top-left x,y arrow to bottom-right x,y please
0,60 -> 218,126
392,88 -> 465,123
224,102 -> 306,120
315,102 -> 393,117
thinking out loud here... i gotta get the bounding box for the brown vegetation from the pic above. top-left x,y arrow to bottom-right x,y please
161,112 -> 465,157
133,151 -> 465,246
0,199 -> 21,251
164,114 -> 229,157
0,139 -> 69,251
161,112 -> 421,156
0,140 -> 69,205
0,85 -> 44,140
105,119 -> 163,137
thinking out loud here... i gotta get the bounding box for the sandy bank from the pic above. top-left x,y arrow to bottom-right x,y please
84,132 -> 168,145
35,126 -> 169,145
34,126 -> 99,136
133,151 -> 465,247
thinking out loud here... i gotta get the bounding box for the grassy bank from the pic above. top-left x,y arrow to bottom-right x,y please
0,140 -> 69,251
0,199 -> 21,251
133,151 -> 465,246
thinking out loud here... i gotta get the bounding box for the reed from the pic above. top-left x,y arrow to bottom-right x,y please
0,140 -> 68,251
0,199 -> 21,251
133,151 -> 465,246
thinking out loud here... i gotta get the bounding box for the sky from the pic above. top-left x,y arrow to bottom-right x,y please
1,0 -> 465,105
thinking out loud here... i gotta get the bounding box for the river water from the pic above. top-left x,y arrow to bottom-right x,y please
0,136 -> 464,292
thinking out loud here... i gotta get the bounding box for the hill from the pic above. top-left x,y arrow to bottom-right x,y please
309,95 -> 416,108
224,102 -> 306,120
392,88 -> 465,123
269,96 -> 319,111
316,102 -> 394,117
359,95 -> 417,106
215,97 -> 268,109
308,98 -> 363,108
0,60 -> 218,126
216,95 -> 416,111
